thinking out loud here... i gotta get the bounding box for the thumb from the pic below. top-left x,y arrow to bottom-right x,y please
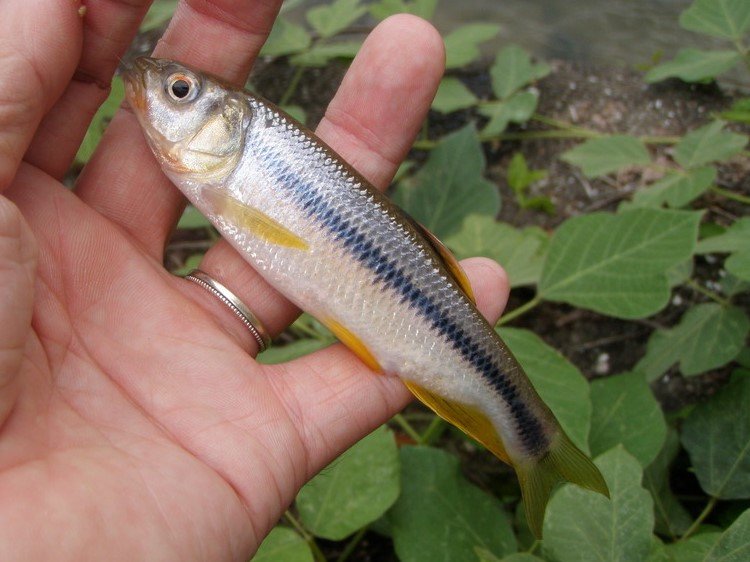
0,196 -> 37,423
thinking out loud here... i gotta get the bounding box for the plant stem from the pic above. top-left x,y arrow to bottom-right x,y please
531,114 -> 680,144
279,65 -> 305,107
291,321 -> 327,340
392,413 -> 423,444
681,496 -> 719,541
685,279 -> 731,307
711,185 -> 750,205
527,539 -> 541,554
336,526 -> 368,562
420,416 -> 447,445
496,295 -> 542,326
411,128 -> 680,150
284,511 -> 327,562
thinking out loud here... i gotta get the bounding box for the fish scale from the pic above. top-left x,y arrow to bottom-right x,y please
124,57 -> 609,537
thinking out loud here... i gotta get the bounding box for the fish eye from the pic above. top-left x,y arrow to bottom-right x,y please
166,73 -> 199,102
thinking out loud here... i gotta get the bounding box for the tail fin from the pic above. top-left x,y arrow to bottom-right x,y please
517,432 -> 609,538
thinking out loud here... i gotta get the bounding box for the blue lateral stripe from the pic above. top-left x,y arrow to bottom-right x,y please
272,157 -> 547,453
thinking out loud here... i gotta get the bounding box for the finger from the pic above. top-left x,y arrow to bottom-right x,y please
191,14 -> 445,352
0,0 -> 83,191
24,0 -> 151,179
268,257 -> 511,478
75,0 -> 283,253
0,196 -> 37,425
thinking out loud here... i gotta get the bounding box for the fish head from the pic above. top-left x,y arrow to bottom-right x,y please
123,57 -> 249,180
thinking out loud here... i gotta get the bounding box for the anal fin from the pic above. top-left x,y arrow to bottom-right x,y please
404,381 -> 510,464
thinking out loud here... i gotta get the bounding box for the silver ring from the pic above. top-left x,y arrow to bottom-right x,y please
184,269 -> 271,352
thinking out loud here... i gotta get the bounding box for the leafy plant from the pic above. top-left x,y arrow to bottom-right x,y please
506,153 -> 553,213
246,0 -> 750,559
645,0 -> 750,83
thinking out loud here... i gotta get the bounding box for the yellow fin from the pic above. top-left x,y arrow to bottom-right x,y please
203,188 -> 309,250
323,318 -> 382,372
403,381 -> 510,464
412,222 -> 475,303
517,431 -> 610,539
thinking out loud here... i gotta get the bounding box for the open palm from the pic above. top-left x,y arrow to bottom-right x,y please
0,1 -> 509,558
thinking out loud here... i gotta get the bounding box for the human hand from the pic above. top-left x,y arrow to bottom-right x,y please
0,1 -> 510,559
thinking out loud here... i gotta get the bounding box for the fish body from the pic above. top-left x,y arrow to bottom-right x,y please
123,57 -> 608,536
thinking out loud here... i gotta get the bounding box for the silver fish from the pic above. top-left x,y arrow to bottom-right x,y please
123,57 -> 608,537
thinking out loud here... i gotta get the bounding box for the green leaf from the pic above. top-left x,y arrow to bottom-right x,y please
279,0 -> 306,13
389,446 -> 516,562
647,538 -> 671,562
256,338 -> 330,364
498,328 -> 591,452
478,92 -> 538,136
644,430 -> 693,537
253,526 -> 313,562
507,153 -> 548,194
260,18 -> 312,57
664,532 -> 722,561
589,372 -> 667,466
490,44 -> 550,99
682,375 -> 750,498
543,447 -> 654,562
705,509 -> 750,561
281,104 -> 307,124
674,121 -> 748,168
393,125 -> 500,238
177,205 -> 212,229
289,41 -> 362,67
446,215 -> 548,287
737,347 -> 750,368
305,0 -> 367,38
538,208 -> 702,319
296,426 -> 400,540
667,259 -> 694,288
432,77 -> 478,113
645,49 -> 741,83
636,303 -> 750,380
680,0 -> 750,40
721,98 -> 750,124
172,253 -> 204,276
727,252 -> 750,281
369,0 -> 438,20
696,218 -> 750,254
140,0 -> 178,32
444,24 -> 501,69
632,166 -> 716,208
561,135 -> 651,178
722,274 -> 750,298
75,76 -> 125,163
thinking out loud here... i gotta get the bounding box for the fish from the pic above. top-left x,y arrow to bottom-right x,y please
123,57 -> 609,537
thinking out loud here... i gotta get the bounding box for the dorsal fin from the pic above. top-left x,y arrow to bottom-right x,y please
408,219 -> 476,304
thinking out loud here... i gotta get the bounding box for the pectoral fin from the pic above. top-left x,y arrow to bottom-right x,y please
323,318 -> 382,372
410,221 -> 475,304
404,381 -> 510,464
203,187 -> 309,250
